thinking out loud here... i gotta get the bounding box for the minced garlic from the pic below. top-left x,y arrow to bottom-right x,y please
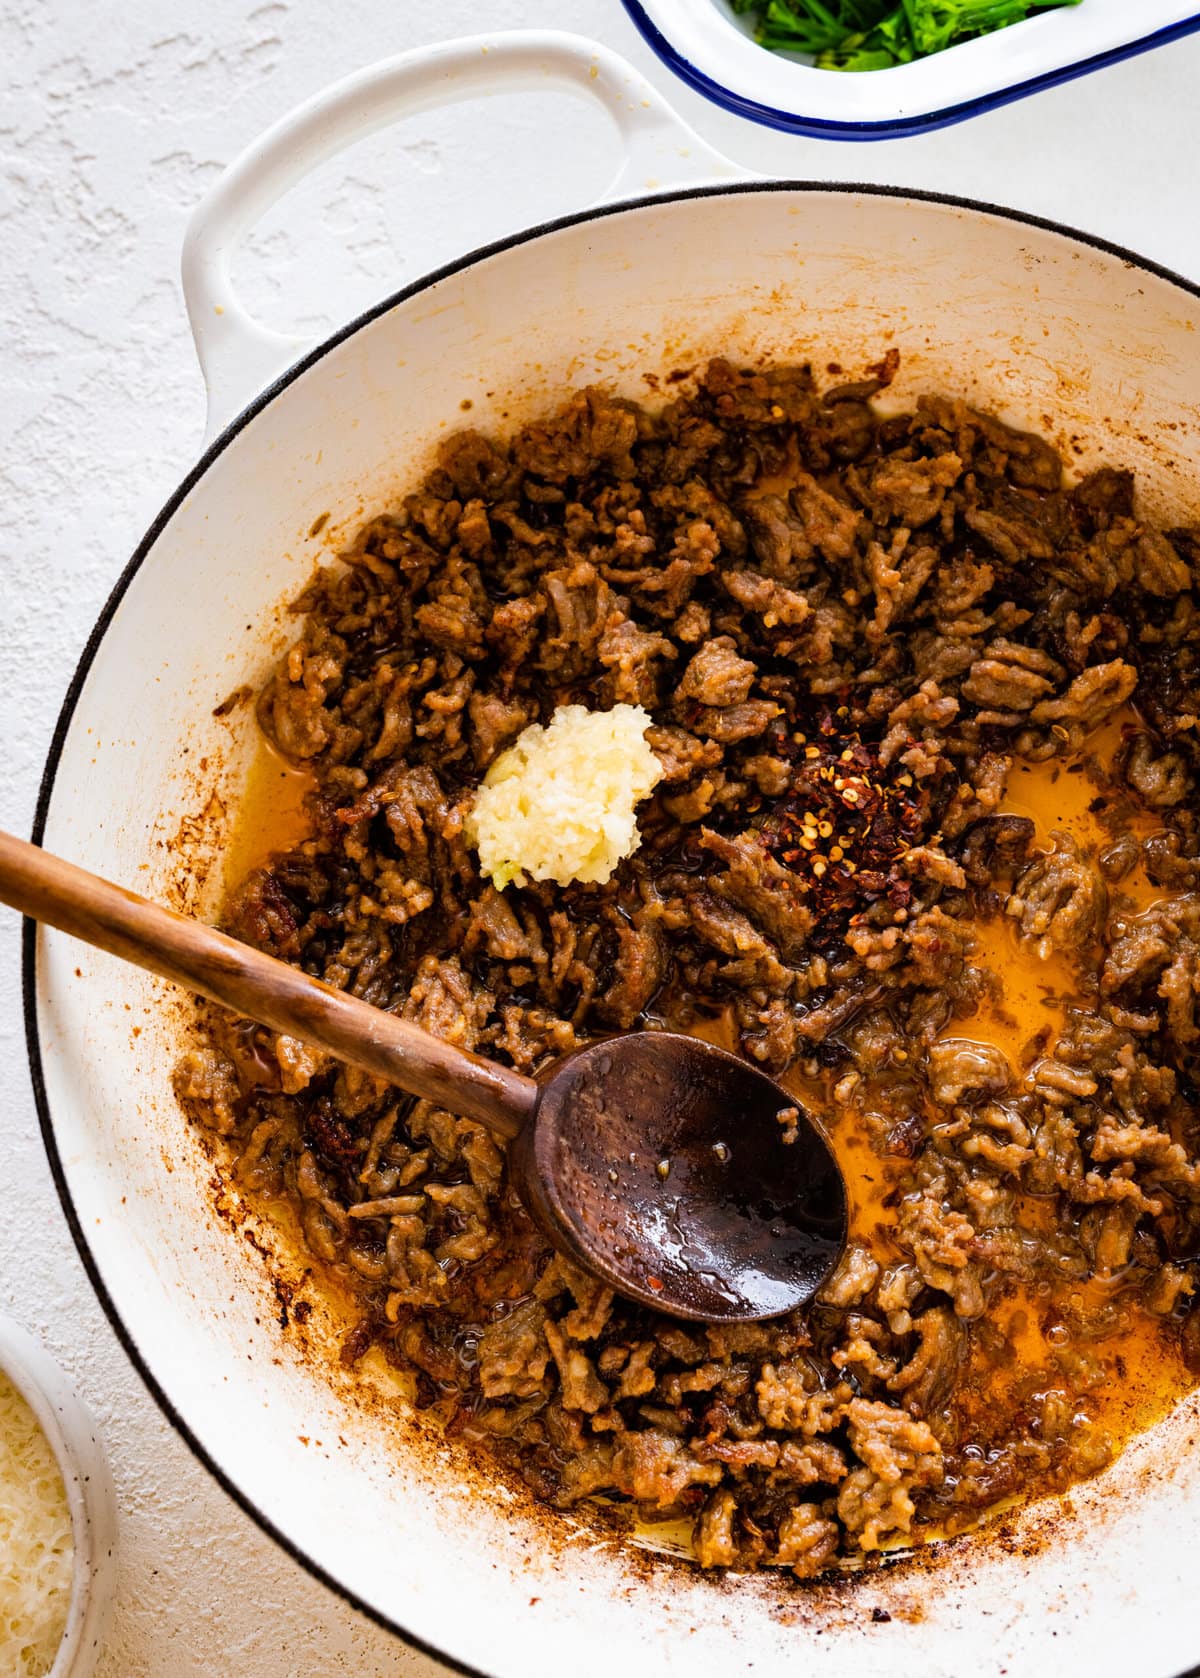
466,703 -> 662,889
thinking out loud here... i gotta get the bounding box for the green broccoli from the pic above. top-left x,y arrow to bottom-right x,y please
732,0 -> 1082,69
904,0 -> 1078,54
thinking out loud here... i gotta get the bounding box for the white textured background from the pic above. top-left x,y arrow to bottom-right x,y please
3,3 -> 1200,1672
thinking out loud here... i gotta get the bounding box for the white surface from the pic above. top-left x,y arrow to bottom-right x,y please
3,3 -> 1200,1674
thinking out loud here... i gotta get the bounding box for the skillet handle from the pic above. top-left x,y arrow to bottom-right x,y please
181,30 -> 736,442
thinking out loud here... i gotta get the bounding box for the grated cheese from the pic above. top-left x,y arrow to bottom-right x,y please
466,703 -> 663,889
0,1371 -> 73,1677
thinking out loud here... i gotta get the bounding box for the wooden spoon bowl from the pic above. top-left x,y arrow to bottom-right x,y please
516,1033 -> 847,1320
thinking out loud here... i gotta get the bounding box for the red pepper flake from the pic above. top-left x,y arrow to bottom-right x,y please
756,712 -> 932,921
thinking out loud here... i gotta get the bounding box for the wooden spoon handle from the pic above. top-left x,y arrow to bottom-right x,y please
4,829 -> 536,1140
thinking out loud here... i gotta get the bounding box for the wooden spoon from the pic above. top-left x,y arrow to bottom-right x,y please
5,830 -> 847,1322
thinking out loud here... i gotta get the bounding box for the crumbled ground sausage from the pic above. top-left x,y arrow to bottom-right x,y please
183,360 -> 1200,1576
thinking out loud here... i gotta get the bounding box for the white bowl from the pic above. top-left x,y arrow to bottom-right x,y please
620,0 -> 1200,137
0,1316 -> 117,1678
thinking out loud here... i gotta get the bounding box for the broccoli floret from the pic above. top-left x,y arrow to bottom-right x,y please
754,0 -> 873,54
733,0 -> 1082,69
817,6 -> 914,68
904,0 -> 1081,56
